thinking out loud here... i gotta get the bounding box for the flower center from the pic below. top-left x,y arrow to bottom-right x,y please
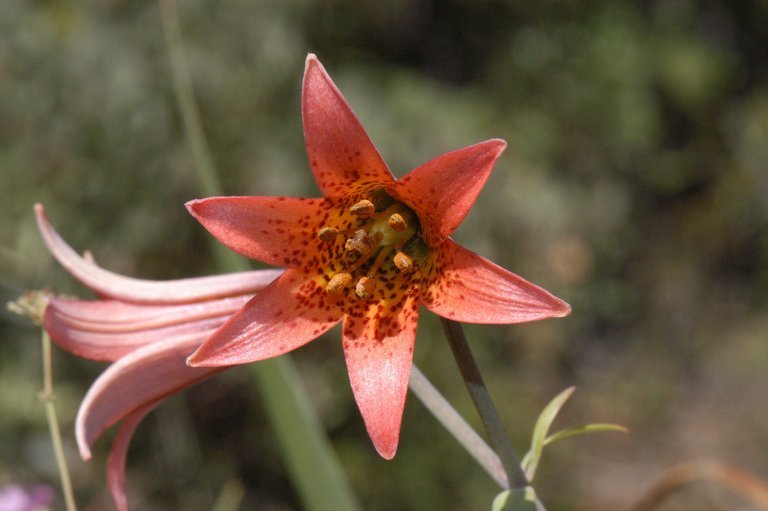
317,191 -> 426,300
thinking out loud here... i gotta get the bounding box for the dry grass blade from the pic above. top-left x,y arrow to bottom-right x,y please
629,459 -> 768,511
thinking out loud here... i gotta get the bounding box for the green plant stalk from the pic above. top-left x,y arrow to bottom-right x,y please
440,318 -> 529,489
159,1 -> 360,509
39,329 -> 78,511
409,364 -> 508,488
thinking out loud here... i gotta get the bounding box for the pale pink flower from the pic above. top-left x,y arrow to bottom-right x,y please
35,204 -> 280,511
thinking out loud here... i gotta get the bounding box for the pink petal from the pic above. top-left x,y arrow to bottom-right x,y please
48,295 -> 250,332
187,269 -> 343,366
45,305 -> 223,362
107,403 -> 155,511
186,196 -> 334,269
424,240 -> 571,323
341,297 -> 419,459
76,336 -> 225,460
35,204 -> 281,304
302,54 -> 394,196
388,140 -> 506,246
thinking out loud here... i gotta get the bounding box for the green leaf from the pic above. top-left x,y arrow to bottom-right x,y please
492,487 -> 539,511
521,387 -> 575,481
254,358 -> 362,511
542,423 -> 628,448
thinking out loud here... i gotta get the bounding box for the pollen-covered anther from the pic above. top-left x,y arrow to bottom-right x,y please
345,229 -> 374,254
388,213 -> 407,232
349,199 -> 376,218
393,252 -> 414,273
326,272 -> 352,295
317,226 -> 339,243
355,276 -> 375,299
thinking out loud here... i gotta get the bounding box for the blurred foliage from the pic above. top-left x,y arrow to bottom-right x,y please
2,0 -> 768,509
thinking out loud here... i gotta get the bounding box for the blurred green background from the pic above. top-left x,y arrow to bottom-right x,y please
2,0 -> 768,509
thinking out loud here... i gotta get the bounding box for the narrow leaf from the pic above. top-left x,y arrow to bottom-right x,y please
522,387 -> 575,481
543,423 -> 628,447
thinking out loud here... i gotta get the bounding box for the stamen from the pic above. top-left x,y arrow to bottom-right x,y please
350,199 -> 375,218
388,213 -> 407,232
355,276 -> 374,299
393,252 -> 414,273
317,226 -> 339,243
326,273 -> 352,295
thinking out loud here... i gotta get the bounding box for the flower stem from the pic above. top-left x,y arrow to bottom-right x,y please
39,329 -> 78,511
440,318 -> 529,489
409,364 -> 508,488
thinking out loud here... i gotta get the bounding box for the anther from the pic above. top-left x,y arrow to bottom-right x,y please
317,226 -> 339,243
350,199 -> 376,218
388,213 -> 407,232
355,276 -> 375,299
326,273 -> 352,295
393,252 -> 414,273
345,229 -> 373,254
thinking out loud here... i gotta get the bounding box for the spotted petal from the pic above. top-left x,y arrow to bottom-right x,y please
302,54 -> 394,196
76,336 -> 224,460
425,240 -> 571,323
186,196 -> 332,269
389,139 -> 506,246
187,269 -> 343,366
341,296 -> 419,459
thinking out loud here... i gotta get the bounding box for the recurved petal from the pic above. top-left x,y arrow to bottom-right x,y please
341,297 -> 419,459
45,304 -> 224,362
302,54 -> 394,196
388,140 -> 506,246
48,295 -> 250,332
76,335 -> 225,460
186,196 -> 334,269
35,204 -> 281,304
107,403 -> 155,511
187,269 -> 343,366
424,240 -> 571,324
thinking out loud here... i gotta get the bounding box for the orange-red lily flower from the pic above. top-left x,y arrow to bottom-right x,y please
35,204 -> 280,511
186,55 -> 571,459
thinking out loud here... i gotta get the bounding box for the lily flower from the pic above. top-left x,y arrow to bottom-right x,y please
186,54 -> 571,459
35,204 -> 281,511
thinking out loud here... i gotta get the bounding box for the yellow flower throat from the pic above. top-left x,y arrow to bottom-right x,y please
317,191 -> 427,301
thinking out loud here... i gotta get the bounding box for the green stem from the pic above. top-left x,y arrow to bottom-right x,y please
254,359 -> 362,511
440,318 -> 529,489
159,0 -> 221,197
39,329 -> 78,511
158,2 -> 360,509
409,364 -> 508,488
